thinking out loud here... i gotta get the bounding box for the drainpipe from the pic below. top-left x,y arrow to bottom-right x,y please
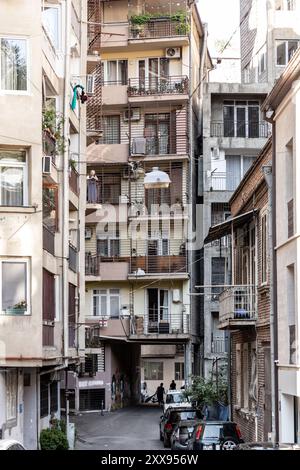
62,0 -> 72,431
198,23 -> 208,137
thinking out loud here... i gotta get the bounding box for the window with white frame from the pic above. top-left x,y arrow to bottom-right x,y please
0,37 -> 27,91
102,60 -> 128,85
0,259 -> 29,315
6,370 -> 18,422
93,289 -> 120,318
147,238 -> 169,256
276,39 -> 300,66
0,150 -> 28,206
42,4 -> 60,50
143,361 -> 164,380
97,238 -> 120,257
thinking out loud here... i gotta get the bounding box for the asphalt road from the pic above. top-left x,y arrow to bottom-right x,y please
72,406 -> 165,450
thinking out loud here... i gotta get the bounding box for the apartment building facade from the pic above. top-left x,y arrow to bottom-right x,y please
200,0 -> 300,379
0,0 -> 86,449
262,48 -> 300,444
76,0 -> 211,411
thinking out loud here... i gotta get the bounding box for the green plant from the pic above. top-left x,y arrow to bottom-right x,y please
130,10 -> 188,25
40,426 -> 69,450
184,374 -> 228,408
42,107 -> 65,155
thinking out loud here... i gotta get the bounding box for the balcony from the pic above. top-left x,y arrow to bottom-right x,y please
86,180 -> 121,205
130,310 -> 190,341
69,167 -> 79,195
129,255 -> 188,278
208,172 -> 241,192
69,243 -> 78,273
211,336 -> 227,354
219,285 -> 257,330
128,76 -> 189,102
130,134 -> 188,158
85,254 -> 129,281
129,18 -> 189,47
210,120 -> 270,139
43,224 -> 55,256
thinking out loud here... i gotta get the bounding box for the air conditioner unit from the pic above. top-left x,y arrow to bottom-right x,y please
85,227 -> 92,239
165,47 -> 181,59
86,74 -> 95,94
42,155 -> 52,174
123,108 -> 141,121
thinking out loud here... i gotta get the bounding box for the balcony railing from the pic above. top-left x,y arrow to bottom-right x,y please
69,243 -> 78,272
87,179 -> 121,205
210,121 -> 270,138
211,336 -> 227,354
130,309 -> 190,336
130,255 -> 187,275
69,167 -> 79,195
208,172 -> 241,192
129,18 -> 188,39
43,224 -> 55,255
128,76 -> 188,97
85,254 -> 129,276
219,285 -> 257,327
130,134 -> 188,156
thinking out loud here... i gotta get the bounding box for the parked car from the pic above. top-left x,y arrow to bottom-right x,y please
187,421 -> 244,450
170,420 -> 199,450
159,407 -> 203,448
0,439 -> 26,450
163,390 -> 191,412
235,442 -> 300,450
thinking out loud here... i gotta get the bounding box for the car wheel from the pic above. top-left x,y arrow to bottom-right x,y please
221,438 -> 238,450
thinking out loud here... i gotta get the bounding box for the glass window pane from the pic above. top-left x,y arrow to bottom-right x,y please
107,61 -> 117,82
0,150 -> 26,162
276,40 -> 286,65
100,296 -> 107,316
2,262 -> 27,314
97,239 -> 108,256
288,40 -> 299,61
110,240 -> 120,257
42,7 -> 59,49
1,38 -> 27,90
103,116 -> 120,144
110,296 -> 119,318
0,166 -> 24,206
93,295 -> 99,316
118,60 -> 128,85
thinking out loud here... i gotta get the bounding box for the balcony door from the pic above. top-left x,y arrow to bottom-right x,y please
144,113 -> 171,155
147,289 -> 169,333
138,58 -> 169,92
223,101 -> 260,138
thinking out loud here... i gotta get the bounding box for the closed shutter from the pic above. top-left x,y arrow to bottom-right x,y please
79,389 -> 105,411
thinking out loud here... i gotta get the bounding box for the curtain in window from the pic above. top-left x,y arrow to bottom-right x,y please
110,289 -> 120,318
160,290 -> 169,321
226,155 -> 241,191
1,38 -> 27,90
0,166 -> 24,206
2,262 -> 26,313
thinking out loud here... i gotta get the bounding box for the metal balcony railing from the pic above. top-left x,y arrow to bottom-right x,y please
130,134 -> 188,156
43,224 -> 55,255
210,120 -> 270,138
211,336 -> 227,354
129,19 -> 188,39
130,309 -> 190,336
208,172 -> 241,192
128,76 -> 188,97
86,179 -> 121,205
85,253 -> 130,276
130,254 -> 187,275
219,285 -> 257,325
69,243 -> 78,273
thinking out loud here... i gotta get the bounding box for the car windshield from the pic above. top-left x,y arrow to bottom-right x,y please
170,410 -> 198,422
166,393 -> 186,404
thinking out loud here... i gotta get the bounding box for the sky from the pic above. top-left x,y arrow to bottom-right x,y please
197,0 -> 240,57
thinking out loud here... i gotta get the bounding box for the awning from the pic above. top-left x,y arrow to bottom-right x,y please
204,210 -> 258,244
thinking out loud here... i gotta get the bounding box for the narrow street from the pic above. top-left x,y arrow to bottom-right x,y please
72,406 -> 164,451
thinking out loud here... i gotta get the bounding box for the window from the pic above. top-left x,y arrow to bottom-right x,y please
276,39 -> 300,66
144,361 -> 163,380
236,344 -> 242,408
40,376 -> 49,418
1,38 -> 27,91
175,362 -> 184,381
0,259 -> 29,315
243,344 -> 249,409
102,116 -> 120,144
138,58 -> 169,90
50,382 -> 58,413
0,150 -> 27,206
148,288 -> 169,326
42,5 -> 60,49
258,47 -> 266,75
93,289 -> 120,318
102,60 -> 128,85
6,370 -> 17,421
97,239 -> 120,257
261,214 -> 267,284
147,239 -> 169,256
211,258 -> 225,296
223,100 -> 261,138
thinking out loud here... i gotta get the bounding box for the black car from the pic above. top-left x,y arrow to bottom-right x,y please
159,408 -> 203,448
187,421 -> 244,450
170,420 -> 199,450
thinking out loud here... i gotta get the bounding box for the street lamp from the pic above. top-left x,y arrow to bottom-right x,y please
143,167 -> 171,189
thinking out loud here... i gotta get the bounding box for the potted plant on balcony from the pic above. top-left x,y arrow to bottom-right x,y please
42,107 -> 65,155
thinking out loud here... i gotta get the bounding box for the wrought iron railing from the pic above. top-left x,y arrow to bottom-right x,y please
128,76 -> 188,97
219,285 -> 257,324
129,19 -> 188,39
130,254 -> 187,275
210,120 -> 270,138
130,308 -> 190,336
85,253 -> 130,276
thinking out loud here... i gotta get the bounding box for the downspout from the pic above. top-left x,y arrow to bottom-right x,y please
62,0 -> 72,429
198,23 -> 208,136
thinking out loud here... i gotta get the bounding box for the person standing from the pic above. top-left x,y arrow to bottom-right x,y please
156,383 -> 165,407
169,380 -> 176,390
